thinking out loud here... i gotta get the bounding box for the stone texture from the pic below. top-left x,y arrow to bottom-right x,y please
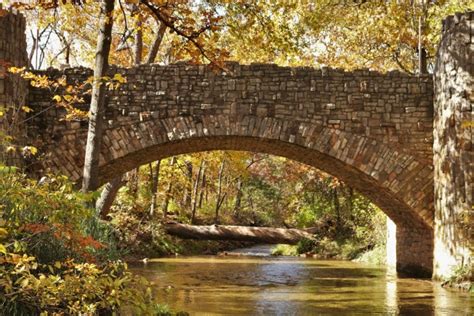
0,5 -> 28,165
433,11 -> 473,279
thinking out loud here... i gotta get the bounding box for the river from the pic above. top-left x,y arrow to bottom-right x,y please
131,245 -> 473,315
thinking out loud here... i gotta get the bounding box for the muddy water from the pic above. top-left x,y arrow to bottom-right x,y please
131,252 -> 473,315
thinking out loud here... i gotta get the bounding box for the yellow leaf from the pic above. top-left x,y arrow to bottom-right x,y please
6,146 -> 16,153
23,146 -> 38,155
53,95 -> 62,103
113,73 -> 127,83
21,106 -> 33,113
63,95 -> 74,103
0,228 -> 7,239
8,66 -> 25,74
20,278 -> 29,288
0,244 -> 6,254
461,121 -> 474,128
57,76 -> 67,86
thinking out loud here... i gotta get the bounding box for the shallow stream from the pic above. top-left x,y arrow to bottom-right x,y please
131,245 -> 473,315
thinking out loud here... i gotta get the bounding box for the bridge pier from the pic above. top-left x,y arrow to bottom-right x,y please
396,224 -> 434,278
433,12 -> 473,280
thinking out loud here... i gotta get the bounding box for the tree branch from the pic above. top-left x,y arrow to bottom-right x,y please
139,0 -> 226,71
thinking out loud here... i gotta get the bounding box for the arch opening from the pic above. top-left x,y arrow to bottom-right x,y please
97,135 -> 429,230
85,135 -> 434,278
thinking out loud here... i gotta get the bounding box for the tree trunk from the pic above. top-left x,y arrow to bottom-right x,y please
162,157 -> 175,218
133,5 -> 143,65
191,159 -> 205,224
145,21 -> 167,64
163,222 -> 315,244
28,30 -> 38,69
198,172 -> 206,208
214,159 -> 225,224
82,0 -> 115,192
347,186 -> 354,214
128,167 -> 140,197
233,177 -> 243,216
333,187 -> 341,226
419,47 -> 427,74
182,160 -> 193,211
96,176 -> 125,219
417,6 -> 428,75
162,181 -> 172,218
149,160 -> 161,217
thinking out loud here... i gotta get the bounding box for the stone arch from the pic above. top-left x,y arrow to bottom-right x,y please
40,115 -> 434,277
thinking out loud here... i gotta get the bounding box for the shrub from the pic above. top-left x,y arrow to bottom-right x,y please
271,244 -> 299,256
0,254 -> 170,315
0,166 -> 172,315
442,264 -> 473,292
353,244 -> 386,265
296,238 -> 317,254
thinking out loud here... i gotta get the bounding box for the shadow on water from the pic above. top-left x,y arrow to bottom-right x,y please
130,249 -> 473,315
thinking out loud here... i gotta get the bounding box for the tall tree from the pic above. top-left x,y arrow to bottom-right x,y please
149,160 -> 161,217
191,159 -> 205,224
81,0 -> 115,192
132,4 -> 143,65
96,176 -> 125,219
214,159 -> 226,224
161,157 -> 175,218
145,20 -> 167,64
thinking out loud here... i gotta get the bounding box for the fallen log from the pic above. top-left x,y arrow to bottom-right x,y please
162,222 -> 315,244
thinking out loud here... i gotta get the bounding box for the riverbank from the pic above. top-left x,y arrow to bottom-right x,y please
270,240 -> 386,265
124,237 -> 256,263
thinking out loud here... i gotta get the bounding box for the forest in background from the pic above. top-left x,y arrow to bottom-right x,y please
107,151 -> 386,263
1,0 -> 472,314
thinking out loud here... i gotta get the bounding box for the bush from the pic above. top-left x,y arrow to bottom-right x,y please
109,207 -> 181,258
353,244 -> 386,265
313,237 -> 341,258
296,238 -> 317,254
0,254 -> 170,315
0,166 -> 172,315
442,264 -> 473,292
271,244 -> 299,256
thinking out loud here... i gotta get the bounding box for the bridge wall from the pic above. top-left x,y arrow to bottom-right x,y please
28,63 -> 434,165
433,12 -> 473,279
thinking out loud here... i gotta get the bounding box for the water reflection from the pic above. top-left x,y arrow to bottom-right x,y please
385,268 -> 398,313
131,256 -> 473,315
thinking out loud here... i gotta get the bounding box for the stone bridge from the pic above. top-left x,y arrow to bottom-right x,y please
0,9 -> 472,280
29,63 -> 437,278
